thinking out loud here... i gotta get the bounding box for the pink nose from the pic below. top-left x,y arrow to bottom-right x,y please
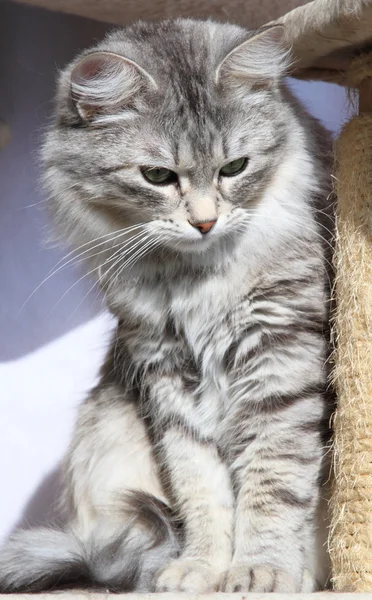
190,220 -> 217,234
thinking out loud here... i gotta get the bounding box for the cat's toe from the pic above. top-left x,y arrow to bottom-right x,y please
223,564 -> 300,593
155,558 -> 222,593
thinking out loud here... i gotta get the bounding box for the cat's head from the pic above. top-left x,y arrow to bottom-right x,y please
43,19 -> 304,277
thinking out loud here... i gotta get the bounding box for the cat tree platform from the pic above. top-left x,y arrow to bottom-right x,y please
7,0 -> 372,593
10,0 -> 372,79
10,0 -> 307,30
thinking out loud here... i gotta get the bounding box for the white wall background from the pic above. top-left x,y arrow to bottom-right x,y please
0,0 -> 352,543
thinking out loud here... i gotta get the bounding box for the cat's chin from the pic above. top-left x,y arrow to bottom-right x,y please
172,238 -> 215,254
160,234 -> 242,267
162,233 -> 231,257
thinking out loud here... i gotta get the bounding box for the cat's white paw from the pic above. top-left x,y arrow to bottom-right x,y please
223,564 -> 301,593
155,557 -> 222,592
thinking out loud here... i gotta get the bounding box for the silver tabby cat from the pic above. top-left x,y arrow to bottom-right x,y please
0,18 -> 334,593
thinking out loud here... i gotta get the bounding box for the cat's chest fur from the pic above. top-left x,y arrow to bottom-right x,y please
120,268 -> 251,362
115,268 -> 259,434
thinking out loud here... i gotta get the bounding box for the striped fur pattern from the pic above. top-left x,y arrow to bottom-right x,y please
0,19 -> 334,594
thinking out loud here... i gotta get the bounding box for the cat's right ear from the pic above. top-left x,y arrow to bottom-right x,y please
70,52 -> 157,122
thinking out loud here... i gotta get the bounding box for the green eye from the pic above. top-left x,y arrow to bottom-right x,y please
219,157 -> 248,177
141,167 -> 178,185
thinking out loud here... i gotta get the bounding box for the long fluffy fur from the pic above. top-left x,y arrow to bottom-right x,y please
0,492 -> 179,593
0,18 -> 334,594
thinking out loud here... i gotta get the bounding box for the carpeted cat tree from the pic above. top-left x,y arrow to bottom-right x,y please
8,0 -> 372,592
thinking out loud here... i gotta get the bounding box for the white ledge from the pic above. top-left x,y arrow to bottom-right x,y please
1,593 -> 371,599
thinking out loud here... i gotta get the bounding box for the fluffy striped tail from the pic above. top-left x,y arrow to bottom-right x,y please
0,492 -> 180,593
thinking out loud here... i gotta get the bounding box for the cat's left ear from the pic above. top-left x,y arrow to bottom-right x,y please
215,25 -> 291,89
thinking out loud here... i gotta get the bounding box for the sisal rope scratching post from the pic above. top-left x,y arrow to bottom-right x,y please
329,53 -> 372,592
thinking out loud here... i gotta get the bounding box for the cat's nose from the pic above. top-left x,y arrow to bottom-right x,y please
189,219 -> 217,234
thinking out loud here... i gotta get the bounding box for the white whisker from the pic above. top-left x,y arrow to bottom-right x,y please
48,235 -> 150,315
101,233 -> 155,288
18,224 -> 147,314
46,223 -> 147,276
107,236 -> 163,291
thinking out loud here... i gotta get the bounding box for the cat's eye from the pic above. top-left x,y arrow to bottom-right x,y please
141,167 -> 178,185
219,157 -> 248,177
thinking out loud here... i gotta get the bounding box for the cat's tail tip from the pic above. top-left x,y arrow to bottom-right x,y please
0,491 -> 180,593
0,527 -> 87,593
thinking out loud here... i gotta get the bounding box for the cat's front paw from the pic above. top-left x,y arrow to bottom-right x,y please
155,557 -> 223,593
223,564 -> 302,593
